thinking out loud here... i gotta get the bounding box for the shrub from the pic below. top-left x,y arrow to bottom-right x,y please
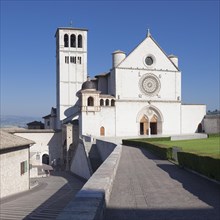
177,151 -> 220,181
122,139 -> 172,160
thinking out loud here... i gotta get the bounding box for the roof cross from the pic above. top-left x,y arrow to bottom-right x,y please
147,28 -> 151,37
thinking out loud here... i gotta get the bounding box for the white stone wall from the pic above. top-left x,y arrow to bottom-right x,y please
81,107 -> 116,137
115,68 -> 181,102
15,131 -> 62,165
181,105 -> 206,133
70,141 -> 91,180
115,101 -> 181,136
96,139 -> 117,161
0,147 -> 30,198
203,115 -> 220,134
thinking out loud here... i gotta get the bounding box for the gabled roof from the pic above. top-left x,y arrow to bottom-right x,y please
43,107 -> 57,119
26,121 -> 44,126
0,130 -> 34,150
117,33 -> 179,71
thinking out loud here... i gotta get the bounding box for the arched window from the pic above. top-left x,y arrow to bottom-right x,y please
100,99 -> 104,106
64,34 -> 69,47
111,99 -> 115,106
78,35 -> 82,48
105,99 -> 109,106
87,97 -> 94,106
70,34 -> 76,47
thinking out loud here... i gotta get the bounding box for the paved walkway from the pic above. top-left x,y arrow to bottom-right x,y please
0,171 -> 86,220
105,146 -> 220,220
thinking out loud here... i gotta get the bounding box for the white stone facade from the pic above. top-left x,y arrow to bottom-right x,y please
15,131 -> 61,166
56,27 -> 206,137
0,147 -> 30,198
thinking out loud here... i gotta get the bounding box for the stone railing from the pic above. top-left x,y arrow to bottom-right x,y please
56,144 -> 122,220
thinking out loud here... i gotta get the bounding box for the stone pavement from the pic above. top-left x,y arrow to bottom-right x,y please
105,145 -> 220,220
0,171 -> 86,220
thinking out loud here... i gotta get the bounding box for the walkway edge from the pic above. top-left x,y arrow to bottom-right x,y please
56,144 -> 122,220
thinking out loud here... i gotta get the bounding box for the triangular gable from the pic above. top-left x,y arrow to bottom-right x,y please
117,35 -> 179,71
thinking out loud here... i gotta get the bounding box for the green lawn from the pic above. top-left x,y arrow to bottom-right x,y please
153,137 -> 220,158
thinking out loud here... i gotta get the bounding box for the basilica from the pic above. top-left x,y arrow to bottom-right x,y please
51,27 -> 206,137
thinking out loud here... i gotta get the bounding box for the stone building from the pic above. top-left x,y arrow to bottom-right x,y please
54,27 -> 206,137
0,130 -> 34,198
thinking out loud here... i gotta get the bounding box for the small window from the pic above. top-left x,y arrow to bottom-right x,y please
88,97 -> 94,106
70,56 -> 76,63
111,99 -> 115,106
78,56 -> 82,64
47,121 -> 50,126
78,35 -> 83,48
65,56 -> 69,64
145,56 -> 153,66
105,99 -> 109,106
100,99 -> 104,106
70,34 -> 76,47
21,161 -> 28,175
64,34 -> 69,47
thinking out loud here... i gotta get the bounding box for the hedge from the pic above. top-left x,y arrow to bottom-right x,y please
122,139 -> 172,160
177,151 -> 220,181
207,133 -> 220,138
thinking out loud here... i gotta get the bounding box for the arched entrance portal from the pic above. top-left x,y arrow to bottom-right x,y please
42,154 -> 49,165
137,106 -> 163,135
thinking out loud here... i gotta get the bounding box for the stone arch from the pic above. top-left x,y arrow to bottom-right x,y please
87,96 -> 94,106
197,123 -> 203,133
105,99 -> 109,106
42,154 -> 49,165
137,105 -> 163,135
70,34 -> 76,47
111,99 -> 115,106
100,99 -> 104,106
64,34 -> 69,47
78,34 -> 83,48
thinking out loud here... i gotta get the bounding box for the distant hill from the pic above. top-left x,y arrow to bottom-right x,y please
0,115 -> 42,128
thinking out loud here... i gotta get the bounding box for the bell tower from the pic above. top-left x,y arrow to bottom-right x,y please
55,27 -> 88,128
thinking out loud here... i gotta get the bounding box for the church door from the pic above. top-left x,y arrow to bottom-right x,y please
100,126 -> 105,136
197,123 -> 203,133
150,115 -> 158,135
140,116 -> 148,135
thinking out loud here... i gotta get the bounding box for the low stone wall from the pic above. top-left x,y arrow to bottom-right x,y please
171,133 -> 207,141
70,140 -> 92,180
96,139 -> 117,162
57,144 -> 122,220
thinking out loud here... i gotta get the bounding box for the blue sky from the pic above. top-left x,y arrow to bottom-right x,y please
1,0 -> 219,117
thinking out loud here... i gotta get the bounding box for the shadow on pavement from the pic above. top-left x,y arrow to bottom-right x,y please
139,147 -> 220,212
23,171 -> 86,219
